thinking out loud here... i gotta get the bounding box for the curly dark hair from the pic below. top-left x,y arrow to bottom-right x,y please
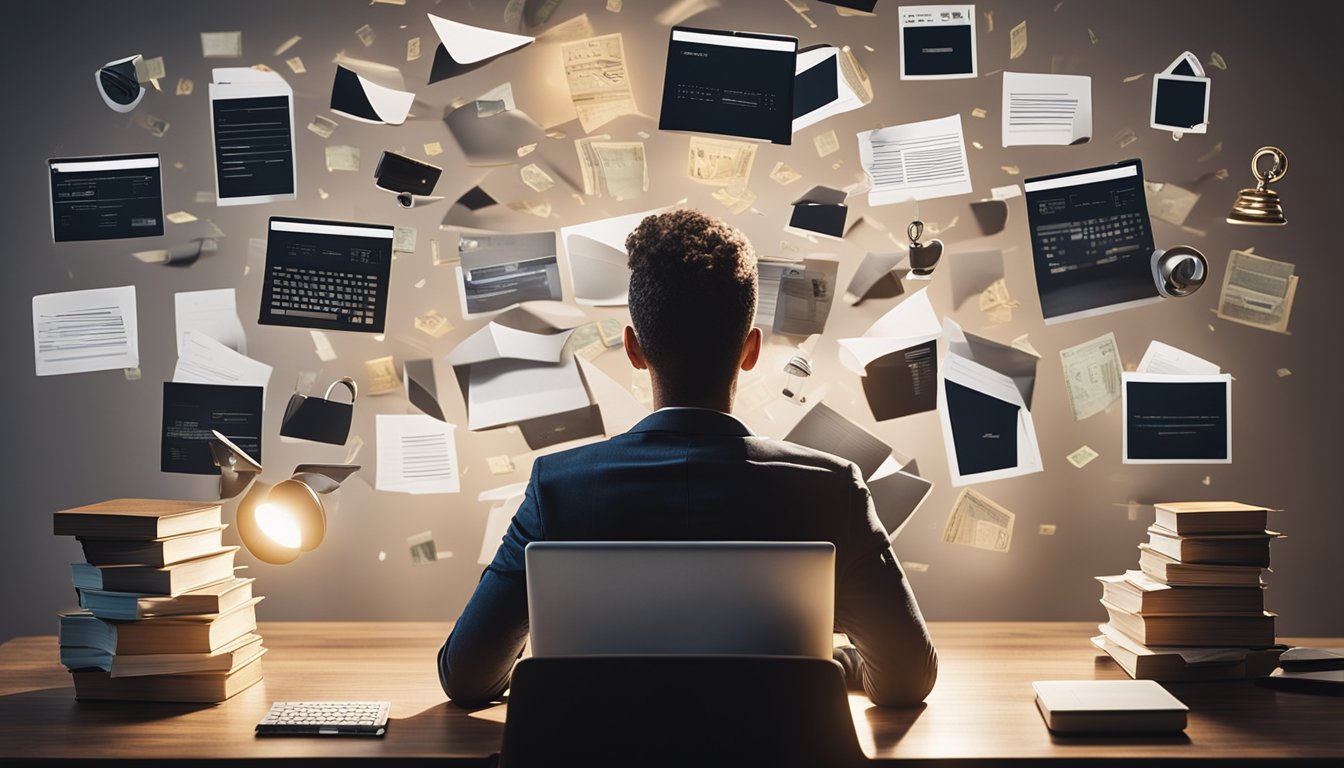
625,209 -> 758,403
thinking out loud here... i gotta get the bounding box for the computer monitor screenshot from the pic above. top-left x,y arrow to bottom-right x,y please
47,154 -> 163,242
258,217 -> 395,333
457,231 -> 562,317
1024,159 -> 1159,324
658,26 -> 797,145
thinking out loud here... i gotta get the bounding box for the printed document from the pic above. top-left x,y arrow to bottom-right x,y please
859,114 -> 972,204
376,414 -> 460,494
32,286 -> 139,376
1002,72 -> 1092,146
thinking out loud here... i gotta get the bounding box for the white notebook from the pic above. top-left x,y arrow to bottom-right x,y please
1033,680 -> 1188,733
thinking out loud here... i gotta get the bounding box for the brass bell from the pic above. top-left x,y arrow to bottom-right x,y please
1227,146 -> 1288,225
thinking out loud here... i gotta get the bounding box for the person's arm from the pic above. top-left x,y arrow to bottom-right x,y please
833,466 -> 939,707
437,463 -> 545,707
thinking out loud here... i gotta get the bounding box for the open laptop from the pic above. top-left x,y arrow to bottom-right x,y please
525,542 -> 834,659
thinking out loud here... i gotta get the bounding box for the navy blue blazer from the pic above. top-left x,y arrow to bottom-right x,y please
439,408 -> 938,707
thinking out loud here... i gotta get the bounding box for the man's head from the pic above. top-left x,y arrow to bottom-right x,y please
624,209 -> 762,409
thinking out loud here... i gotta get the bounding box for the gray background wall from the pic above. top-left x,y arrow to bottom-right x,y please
3,0 -> 1341,642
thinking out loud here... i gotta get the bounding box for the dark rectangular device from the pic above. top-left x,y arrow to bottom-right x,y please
374,151 -> 442,196
48,154 -> 163,242
211,95 -> 296,204
161,382 -> 262,475
259,217 -> 395,334
1024,159 -> 1158,324
658,26 -> 798,144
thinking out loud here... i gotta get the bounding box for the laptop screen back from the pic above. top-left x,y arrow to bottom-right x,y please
525,541 -> 835,659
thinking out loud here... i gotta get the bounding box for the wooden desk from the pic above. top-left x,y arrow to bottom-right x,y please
1,621 -> 1340,765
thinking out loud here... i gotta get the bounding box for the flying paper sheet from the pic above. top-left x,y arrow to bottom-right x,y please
793,45 -> 873,133
173,331 -> 272,395
575,137 -> 648,199
687,136 -> 757,186
330,65 -> 414,125
838,288 -> 942,421
943,317 -> 1040,409
455,231 -> 563,319
447,322 -> 571,367
376,414 -> 460,494
943,488 -> 1014,553
1002,72 -> 1092,146
859,114 -> 972,205
938,349 -> 1043,486
1216,249 -> 1297,334
1059,332 -> 1122,421
562,34 -> 638,133
845,250 -> 909,305
757,256 -> 840,336
426,13 -> 533,83
467,352 -> 591,431
560,208 -> 663,306
175,288 -> 245,356
477,483 -> 529,564
32,286 -> 139,376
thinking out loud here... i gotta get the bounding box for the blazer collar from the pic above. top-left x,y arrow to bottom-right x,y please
628,407 -> 754,437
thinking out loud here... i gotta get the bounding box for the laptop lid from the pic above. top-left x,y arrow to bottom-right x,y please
525,541 -> 835,659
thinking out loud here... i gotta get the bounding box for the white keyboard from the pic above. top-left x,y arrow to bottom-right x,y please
256,701 -> 390,737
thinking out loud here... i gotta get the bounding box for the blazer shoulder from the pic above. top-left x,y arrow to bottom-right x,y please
746,436 -> 865,478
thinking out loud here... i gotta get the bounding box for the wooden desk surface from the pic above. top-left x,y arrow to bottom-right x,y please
1,621 -> 1341,765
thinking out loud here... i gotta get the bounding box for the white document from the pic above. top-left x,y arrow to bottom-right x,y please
32,285 -> 139,376
1138,341 -> 1220,375
467,353 -> 591,431
175,288 -> 245,356
173,331 -> 273,394
1059,332 -> 1122,421
1002,72 -> 1093,146
208,68 -> 297,206
376,414 -> 460,494
577,356 -> 650,435
938,352 -> 1044,486
560,208 -> 664,306
858,114 -> 972,205
792,45 -> 873,133
477,483 -> 529,565
837,288 -> 942,374
943,317 -> 1040,408
448,323 -> 572,367
427,13 -> 533,65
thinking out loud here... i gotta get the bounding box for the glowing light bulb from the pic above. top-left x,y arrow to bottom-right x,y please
254,502 -> 302,549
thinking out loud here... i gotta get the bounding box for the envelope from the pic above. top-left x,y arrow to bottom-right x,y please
786,185 -> 851,240
427,13 -> 533,84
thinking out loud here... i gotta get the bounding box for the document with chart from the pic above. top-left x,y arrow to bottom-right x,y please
1002,72 -> 1092,146
859,114 -> 972,204
48,154 -> 163,242
209,68 -> 296,206
32,286 -> 139,376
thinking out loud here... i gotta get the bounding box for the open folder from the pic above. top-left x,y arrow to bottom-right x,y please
838,288 -> 941,421
938,323 -> 1043,486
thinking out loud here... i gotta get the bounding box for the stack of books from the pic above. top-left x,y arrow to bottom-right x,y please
1093,501 -> 1283,681
53,499 -> 265,703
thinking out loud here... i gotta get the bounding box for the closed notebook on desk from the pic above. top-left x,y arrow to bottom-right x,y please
54,499 -> 221,539
1033,680 -> 1188,733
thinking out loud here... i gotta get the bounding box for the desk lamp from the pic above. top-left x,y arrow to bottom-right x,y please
210,431 -> 359,565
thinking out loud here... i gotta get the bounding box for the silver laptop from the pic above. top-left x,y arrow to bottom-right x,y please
525,541 -> 834,659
